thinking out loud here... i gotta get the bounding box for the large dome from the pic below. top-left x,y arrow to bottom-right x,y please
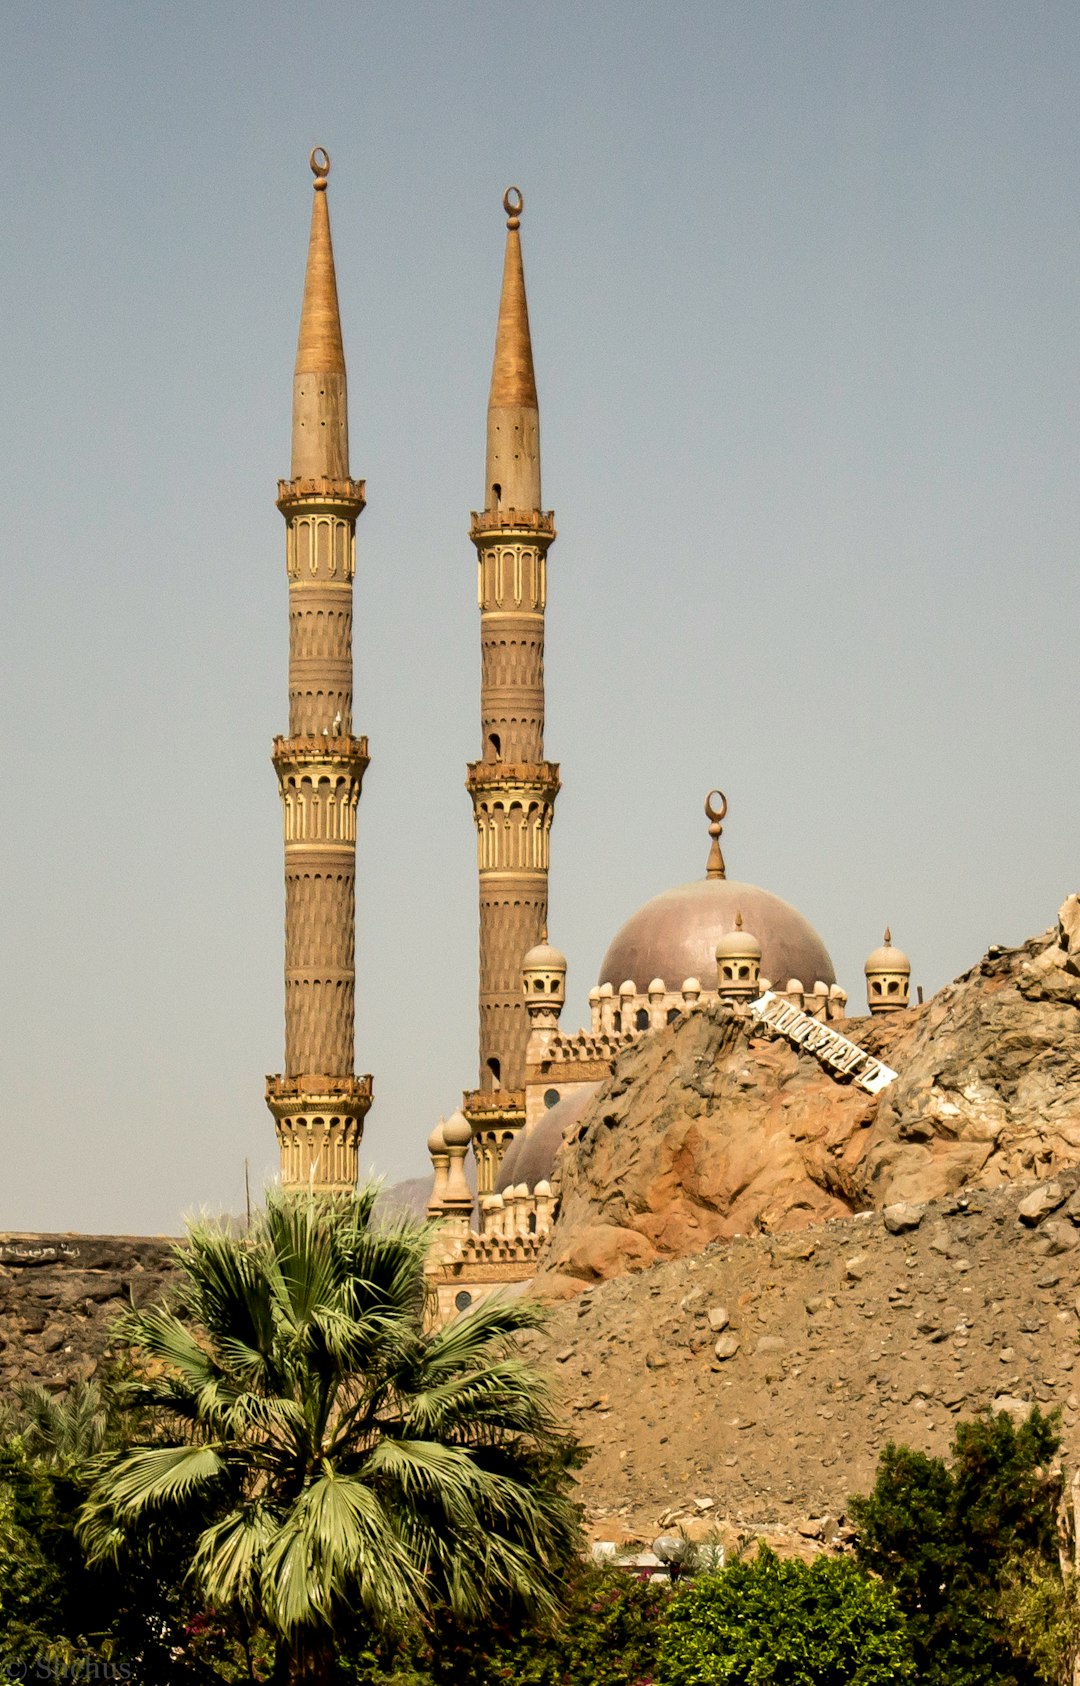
598,877 -> 836,994
495,1086 -> 599,1193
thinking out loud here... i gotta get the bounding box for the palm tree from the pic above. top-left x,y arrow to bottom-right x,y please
78,1187 -> 580,1683
13,1379 -> 111,1467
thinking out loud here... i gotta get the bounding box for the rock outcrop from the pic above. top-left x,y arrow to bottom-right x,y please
526,1173 -> 1080,1544
541,901 -> 1080,1292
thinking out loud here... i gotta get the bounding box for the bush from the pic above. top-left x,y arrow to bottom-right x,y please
850,1406 -> 1066,1686
654,1545 -> 914,1685
418,1560 -> 666,1686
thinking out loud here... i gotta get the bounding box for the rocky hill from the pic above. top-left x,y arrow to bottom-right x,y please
527,1173 -> 1080,1553
540,901 -> 1080,1295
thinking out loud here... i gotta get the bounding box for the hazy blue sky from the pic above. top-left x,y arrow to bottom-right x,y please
2,2 -> 1078,1234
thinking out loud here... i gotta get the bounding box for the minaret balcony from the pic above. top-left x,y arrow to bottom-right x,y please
273,733 -> 370,775
470,507 -> 555,543
266,1072 -> 373,1113
278,476 -> 366,517
466,759 -> 560,799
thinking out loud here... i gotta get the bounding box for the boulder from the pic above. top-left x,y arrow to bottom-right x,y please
1018,1183 -> 1066,1226
883,1202 -> 924,1233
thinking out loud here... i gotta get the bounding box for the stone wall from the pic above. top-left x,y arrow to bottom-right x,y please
0,1234 -> 177,1395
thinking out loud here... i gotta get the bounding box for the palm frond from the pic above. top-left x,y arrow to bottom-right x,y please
181,1223 -> 280,1369
90,1442 -> 224,1518
191,1503 -> 278,1611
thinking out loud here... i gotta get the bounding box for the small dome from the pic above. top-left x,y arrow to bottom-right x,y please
865,928 -> 911,975
648,977 -> 666,994
599,878 -> 834,995
715,912 -> 763,962
523,941 -> 567,972
442,1109 -> 472,1149
496,1086 -> 600,1192
426,1118 -> 447,1155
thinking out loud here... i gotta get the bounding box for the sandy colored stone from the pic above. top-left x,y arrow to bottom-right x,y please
540,925 -> 1080,1291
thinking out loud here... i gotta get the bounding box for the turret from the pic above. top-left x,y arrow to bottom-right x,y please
865,929 -> 911,1013
523,935 -> 567,1065
716,911 -> 763,1002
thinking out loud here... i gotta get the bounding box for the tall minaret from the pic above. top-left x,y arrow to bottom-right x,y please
464,188 -> 559,1192
265,149 -> 372,1192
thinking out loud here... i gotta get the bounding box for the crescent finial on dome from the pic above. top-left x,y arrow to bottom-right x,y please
704,789 -> 727,880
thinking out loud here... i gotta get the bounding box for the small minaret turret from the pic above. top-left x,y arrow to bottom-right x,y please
266,150 -> 372,1192
464,188 -> 560,1193
716,911 -> 763,1002
865,929 -> 911,1014
523,935 -> 567,1056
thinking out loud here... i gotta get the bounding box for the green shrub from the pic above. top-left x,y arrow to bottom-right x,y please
850,1406 -> 1066,1686
419,1560 -> 666,1686
655,1545 -> 915,1685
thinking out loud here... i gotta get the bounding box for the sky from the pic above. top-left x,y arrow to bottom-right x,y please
2,1 -> 1079,1235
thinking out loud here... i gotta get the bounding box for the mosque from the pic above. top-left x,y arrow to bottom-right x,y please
265,151 -> 914,1313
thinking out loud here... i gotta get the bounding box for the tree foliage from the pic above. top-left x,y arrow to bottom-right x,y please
417,1559 -> 665,1686
0,1378 -> 255,1680
78,1189 -> 581,1682
654,1544 -> 915,1685
850,1406 -> 1067,1686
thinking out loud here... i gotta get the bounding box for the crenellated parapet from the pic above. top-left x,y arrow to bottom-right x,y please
586,975 -> 849,1037
469,507 -> 556,541
278,474 -> 366,514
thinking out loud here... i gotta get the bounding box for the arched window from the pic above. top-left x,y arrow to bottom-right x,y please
666,1007 -> 680,1025
487,1056 -> 501,1089
635,1008 -> 649,1031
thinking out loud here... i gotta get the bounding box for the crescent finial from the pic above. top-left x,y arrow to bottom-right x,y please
705,789 -> 727,880
503,185 -> 523,229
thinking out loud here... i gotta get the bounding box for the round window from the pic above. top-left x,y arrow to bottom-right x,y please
454,1289 -> 473,1312
543,1088 -> 560,1109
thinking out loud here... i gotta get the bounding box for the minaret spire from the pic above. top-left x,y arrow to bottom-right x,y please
267,149 -> 372,1193
292,148 -> 348,480
464,188 -> 560,1195
485,188 -> 539,512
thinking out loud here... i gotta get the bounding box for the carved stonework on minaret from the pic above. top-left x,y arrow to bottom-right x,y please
266,150 -> 372,1193
464,190 -> 559,1189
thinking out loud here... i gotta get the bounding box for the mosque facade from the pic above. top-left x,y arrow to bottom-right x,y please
263,154 -> 914,1295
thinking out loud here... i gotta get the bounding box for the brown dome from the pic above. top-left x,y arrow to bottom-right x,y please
598,878 -> 835,994
496,1085 -> 600,1193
